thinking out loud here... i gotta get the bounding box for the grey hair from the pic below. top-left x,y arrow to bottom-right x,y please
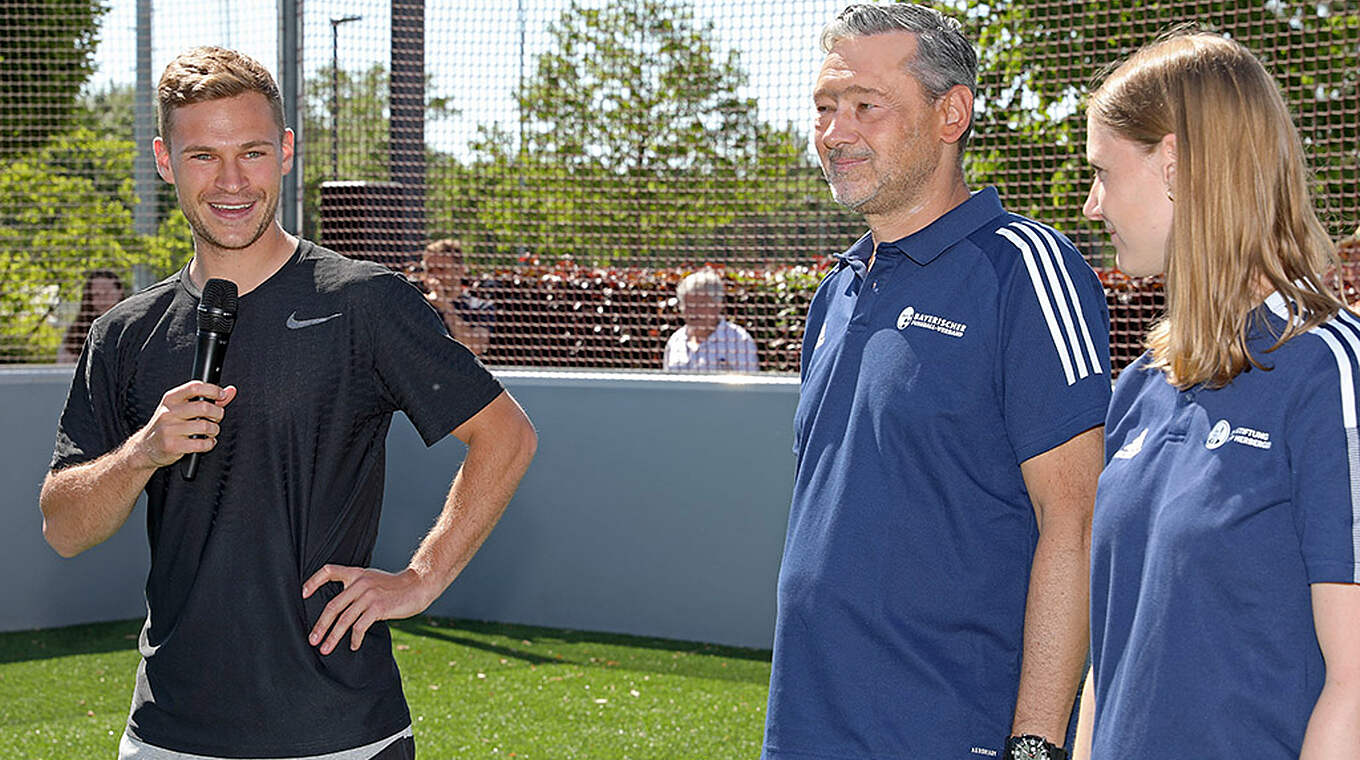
821,3 -> 978,150
676,269 -> 725,310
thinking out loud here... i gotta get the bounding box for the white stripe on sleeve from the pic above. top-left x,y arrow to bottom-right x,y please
1020,221 -> 1104,375
1014,222 -> 1089,379
1266,294 -> 1360,580
1311,318 -> 1354,579
1330,314 -> 1360,581
997,224 -> 1077,385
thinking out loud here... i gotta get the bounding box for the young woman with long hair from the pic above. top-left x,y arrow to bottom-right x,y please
1074,31 -> 1360,758
58,270 -> 125,363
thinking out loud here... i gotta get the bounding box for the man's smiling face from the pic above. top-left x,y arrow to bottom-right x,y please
813,31 -> 947,218
154,91 -> 294,256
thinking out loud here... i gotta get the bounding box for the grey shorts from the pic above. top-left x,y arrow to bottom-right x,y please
118,727 -> 414,760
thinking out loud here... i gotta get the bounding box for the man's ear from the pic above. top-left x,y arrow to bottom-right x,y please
938,84 -> 974,146
280,128 -> 295,176
153,136 -> 175,185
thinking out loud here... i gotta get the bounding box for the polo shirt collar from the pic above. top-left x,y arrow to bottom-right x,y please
833,233 -> 876,277
871,186 -> 1006,266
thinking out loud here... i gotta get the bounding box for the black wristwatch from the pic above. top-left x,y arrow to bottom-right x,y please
1003,735 -> 1068,760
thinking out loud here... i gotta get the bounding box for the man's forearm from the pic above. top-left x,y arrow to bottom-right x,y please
40,435 -> 159,557
406,409 -> 536,595
1011,527 -> 1090,743
41,381 -> 235,557
303,393 -> 535,654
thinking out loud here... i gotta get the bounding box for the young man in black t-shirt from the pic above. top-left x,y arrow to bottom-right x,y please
40,47 -> 537,760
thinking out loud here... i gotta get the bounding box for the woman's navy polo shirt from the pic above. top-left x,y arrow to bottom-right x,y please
1090,294 -> 1360,756
763,188 -> 1112,759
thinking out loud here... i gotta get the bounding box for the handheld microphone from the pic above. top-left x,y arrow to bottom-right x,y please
181,278 -> 238,481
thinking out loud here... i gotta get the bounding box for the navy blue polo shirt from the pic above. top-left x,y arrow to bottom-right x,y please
1090,294 -> 1360,757
763,188 -> 1111,759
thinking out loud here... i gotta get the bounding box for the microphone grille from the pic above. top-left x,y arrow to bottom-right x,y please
198,278 -> 239,335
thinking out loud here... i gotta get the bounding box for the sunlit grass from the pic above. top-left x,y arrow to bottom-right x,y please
0,618 -> 772,759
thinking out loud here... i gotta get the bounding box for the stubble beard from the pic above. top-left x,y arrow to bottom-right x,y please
823,127 -> 940,220
181,189 -> 278,254
822,150 -> 880,212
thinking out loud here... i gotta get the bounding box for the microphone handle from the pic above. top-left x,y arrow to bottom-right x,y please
181,330 -> 229,481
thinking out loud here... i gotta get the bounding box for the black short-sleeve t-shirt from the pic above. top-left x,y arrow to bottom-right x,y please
51,240 -> 504,757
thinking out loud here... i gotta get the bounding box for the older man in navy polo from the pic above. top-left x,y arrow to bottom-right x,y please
761,6 -> 1111,760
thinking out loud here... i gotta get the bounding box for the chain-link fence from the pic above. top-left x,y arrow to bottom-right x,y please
2,1 -> 1356,372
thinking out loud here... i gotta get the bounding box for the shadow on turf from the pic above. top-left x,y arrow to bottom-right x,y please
1,616 -> 775,681
0,619 -> 143,664
391,616 -> 771,683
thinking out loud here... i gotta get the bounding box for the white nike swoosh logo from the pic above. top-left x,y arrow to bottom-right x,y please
286,311 -> 343,330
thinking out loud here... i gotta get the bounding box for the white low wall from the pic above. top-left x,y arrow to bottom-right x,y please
0,367 -> 798,648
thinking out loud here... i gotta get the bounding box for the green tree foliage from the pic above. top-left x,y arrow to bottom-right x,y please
80,82 -> 135,140
78,83 -> 180,223
0,83 -> 192,361
0,0 -> 107,158
302,63 -> 393,240
946,0 -> 1359,256
457,0 -> 858,265
0,129 -> 180,361
302,63 -> 460,241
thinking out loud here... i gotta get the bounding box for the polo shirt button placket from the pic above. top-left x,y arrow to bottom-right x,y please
852,255 -> 898,332
847,268 -> 876,332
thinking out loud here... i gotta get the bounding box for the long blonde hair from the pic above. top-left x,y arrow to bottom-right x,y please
1089,31 -> 1343,388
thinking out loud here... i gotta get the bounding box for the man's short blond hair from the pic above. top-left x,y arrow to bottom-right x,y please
157,46 -> 286,147
424,238 -> 465,264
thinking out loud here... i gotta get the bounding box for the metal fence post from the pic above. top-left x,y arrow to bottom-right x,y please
391,0 -> 425,254
132,0 -> 156,292
278,0 -> 303,235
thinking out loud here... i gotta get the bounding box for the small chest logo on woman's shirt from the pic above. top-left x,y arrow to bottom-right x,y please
1206,418 -> 1272,450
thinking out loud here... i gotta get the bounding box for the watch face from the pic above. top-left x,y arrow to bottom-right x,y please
1010,736 -> 1051,760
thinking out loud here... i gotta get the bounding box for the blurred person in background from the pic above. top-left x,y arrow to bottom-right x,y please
419,238 -> 494,357
1343,226 -> 1360,311
662,268 -> 757,372
762,5 -> 1110,760
1074,31 -> 1360,759
57,269 -> 125,363
39,46 -> 536,760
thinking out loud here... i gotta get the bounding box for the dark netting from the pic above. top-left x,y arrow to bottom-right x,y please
1,0 -> 121,364
305,0 -> 861,373
0,0 -> 277,364
2,1 -> 1356,373
969,0 -> 1359,374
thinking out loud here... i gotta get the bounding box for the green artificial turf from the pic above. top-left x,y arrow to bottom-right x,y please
0,618 -> 772,759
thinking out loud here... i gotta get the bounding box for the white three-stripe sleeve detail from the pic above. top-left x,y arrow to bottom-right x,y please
1311,324 -> 1360,581
1265,295 -> 1360,578
1015,222 -> 1089,379
1310,326 -> 1355,427
997,226 -> 1076,386
1322,318 -> 1360,581
1335,313 -> 1360,579
1022,221 -> 1104,375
